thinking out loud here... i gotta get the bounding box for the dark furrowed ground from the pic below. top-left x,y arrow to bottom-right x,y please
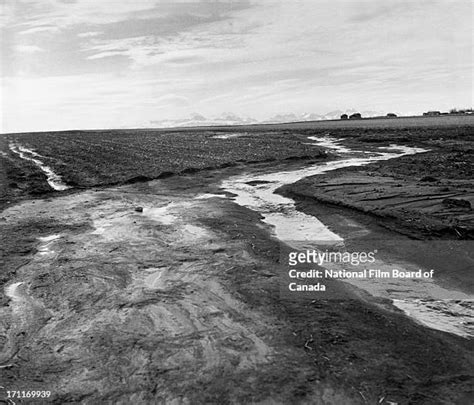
1,121 -> 472,192
0,130 -> 327,210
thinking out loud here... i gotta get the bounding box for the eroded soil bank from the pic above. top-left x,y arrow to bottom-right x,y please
1,164 -> 473,404
282,153 -> 473,240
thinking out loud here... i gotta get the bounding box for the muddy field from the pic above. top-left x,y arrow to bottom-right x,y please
282,125 -> 473,240
1,117 -> 473,404
0,130 -> 327,212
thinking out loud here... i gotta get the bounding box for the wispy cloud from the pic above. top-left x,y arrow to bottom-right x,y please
77,31 -> 102,38
14,44 -> 44,53
19,25 -> 60,35
1,0 -> 472,133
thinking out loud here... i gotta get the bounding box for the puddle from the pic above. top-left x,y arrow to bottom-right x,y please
5,282 -> 24,302
212,133 -> 247,139
393,299 -> 473,338
324,257 -> 473,337
144,267 -> 169,289
306,136 -> 352,153
9,143 -> 70,191
194,193 -> 227,200
143,204 -> 177,225
37,234 -> 61,256
182,224 -> 209,239
264,211 -> 341,244
38,234 -> 61,243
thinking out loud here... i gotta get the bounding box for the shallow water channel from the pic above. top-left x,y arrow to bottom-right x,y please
220,136 -> 473,338
9,143 -> 70,191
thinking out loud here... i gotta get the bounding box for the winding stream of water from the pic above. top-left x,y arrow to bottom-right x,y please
9,143 -> 70,191
220,136 -> 473,338
221,139 -> 426,245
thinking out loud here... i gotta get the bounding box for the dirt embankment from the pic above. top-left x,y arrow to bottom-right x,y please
282,128 -> 473,239
1,171 -> 473,404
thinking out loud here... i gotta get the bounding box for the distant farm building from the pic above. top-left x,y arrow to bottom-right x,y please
340,114 -> 348,120
423,111 -> 441,116
349,113 -> 362,119
386,113 -> 397,118
449,108 -> 473,115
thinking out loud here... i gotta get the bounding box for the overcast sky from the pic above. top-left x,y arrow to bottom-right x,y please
1,0 -> 472,132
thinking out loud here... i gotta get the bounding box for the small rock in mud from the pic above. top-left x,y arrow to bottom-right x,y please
134,206 -> 144,213
420,175 -> 438,182
246,180 -> 273,186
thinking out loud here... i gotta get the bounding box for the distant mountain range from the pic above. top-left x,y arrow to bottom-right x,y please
149,110 -> 385,128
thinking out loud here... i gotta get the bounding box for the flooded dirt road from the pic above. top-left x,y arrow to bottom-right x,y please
1,181 -> 363,403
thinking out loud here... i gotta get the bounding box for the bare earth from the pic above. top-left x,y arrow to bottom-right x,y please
1,117 -> 473,404
1,171 -> 472,404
